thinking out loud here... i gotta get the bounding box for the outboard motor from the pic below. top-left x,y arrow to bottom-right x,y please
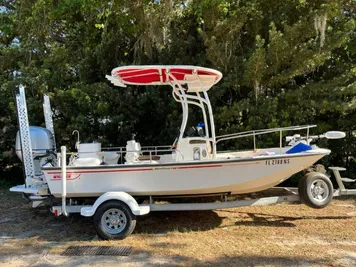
15,126 -> 56,177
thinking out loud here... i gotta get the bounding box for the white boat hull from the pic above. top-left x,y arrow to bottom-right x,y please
43,151 -> 328,198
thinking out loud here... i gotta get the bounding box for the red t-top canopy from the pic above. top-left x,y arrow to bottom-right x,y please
106,65 -> 223,92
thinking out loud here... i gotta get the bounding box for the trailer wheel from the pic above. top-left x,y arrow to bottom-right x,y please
298,172 -> 333,209
93,200 -> 136,240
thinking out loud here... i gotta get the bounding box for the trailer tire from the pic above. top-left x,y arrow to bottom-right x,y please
298,172 -> 333,209
93,200 -> 136,240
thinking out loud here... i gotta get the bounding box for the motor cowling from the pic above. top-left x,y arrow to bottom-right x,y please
16,126 -> 56,176
15,126 -> 55,161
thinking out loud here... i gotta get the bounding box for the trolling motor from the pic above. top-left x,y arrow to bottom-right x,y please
286,131 -> 346,146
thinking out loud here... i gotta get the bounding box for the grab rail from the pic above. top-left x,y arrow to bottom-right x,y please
102,145 -> 173,151
64,146 -> 184,165
216,125 -> 316,140
216,125 -> 317,154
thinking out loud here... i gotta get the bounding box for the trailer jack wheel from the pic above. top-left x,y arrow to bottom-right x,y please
93,200 -> 136,240
298,172 -> 333,209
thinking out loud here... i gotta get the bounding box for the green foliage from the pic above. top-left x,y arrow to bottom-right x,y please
0,0 -> 355,183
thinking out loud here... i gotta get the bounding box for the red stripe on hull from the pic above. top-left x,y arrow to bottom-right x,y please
44,161 -> 260,177
47,167 -> 153,175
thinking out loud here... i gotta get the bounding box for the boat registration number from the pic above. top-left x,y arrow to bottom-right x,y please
265,159 -> 290,165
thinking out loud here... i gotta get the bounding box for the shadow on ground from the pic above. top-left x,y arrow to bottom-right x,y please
135,210 -> 221,234
230,211 -> 353,228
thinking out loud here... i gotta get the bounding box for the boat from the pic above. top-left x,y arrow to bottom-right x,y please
11,65 -> 353,240
12,65 -> 340,200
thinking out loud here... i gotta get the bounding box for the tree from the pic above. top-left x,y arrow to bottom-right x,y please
0,0 -> 355,184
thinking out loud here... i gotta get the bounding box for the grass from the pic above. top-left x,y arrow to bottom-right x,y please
1,189 -> 356,266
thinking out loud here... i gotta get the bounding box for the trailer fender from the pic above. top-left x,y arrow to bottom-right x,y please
80,192 -> 150,217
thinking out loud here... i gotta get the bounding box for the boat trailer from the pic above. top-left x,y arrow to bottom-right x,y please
44,145 -> 356,239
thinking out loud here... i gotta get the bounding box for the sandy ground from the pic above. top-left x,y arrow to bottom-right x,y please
1,189 -> 356,266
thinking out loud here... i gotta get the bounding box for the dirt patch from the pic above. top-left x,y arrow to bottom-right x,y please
1,189 -> 356,266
